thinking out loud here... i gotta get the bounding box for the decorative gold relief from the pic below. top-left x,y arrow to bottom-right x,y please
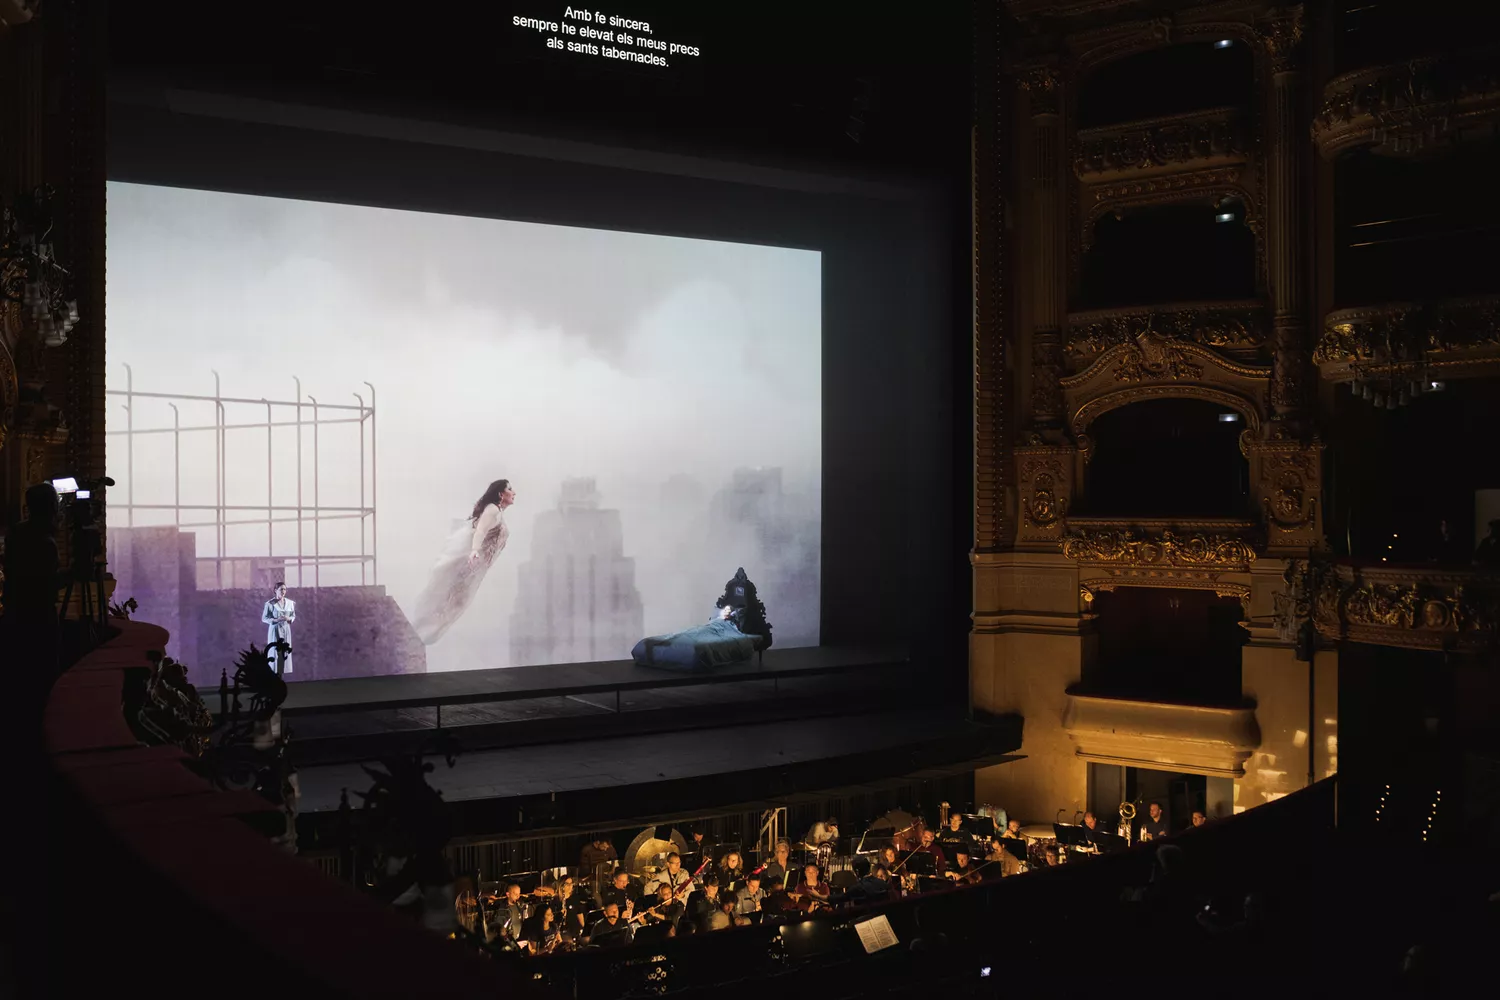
1075,107 -> 1247,181
1299,561 -> 1500,651
1061,526 -> 1257,569
1314,296 -> 1500,377
1247,439 -> 1324,550
1257,5 -> 1304,74
1111,332 -> 1205,382
1067,301 -> 1269,364
1016,444 -> 1076,547
1312,47 -> 1500,159
1081,167 -> 1249,251
1019,65 -> 1060,116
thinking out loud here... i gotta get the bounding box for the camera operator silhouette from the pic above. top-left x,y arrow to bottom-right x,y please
2,483 -> 69,678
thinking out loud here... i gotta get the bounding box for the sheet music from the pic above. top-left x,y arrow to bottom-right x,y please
854,914 -> 899,954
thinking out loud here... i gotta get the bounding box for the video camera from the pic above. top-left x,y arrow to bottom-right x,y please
52,476 -> 114,574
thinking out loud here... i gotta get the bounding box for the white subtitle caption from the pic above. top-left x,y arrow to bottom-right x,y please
512,7 -> 701,67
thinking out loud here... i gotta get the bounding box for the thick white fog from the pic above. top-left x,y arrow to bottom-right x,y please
105,182 -> 821,672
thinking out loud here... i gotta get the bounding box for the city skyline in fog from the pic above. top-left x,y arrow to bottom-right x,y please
104,182 -> 822,672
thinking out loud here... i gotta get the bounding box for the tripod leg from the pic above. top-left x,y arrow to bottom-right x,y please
59,580 -> 74,623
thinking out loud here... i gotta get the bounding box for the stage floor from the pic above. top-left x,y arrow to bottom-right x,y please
281,643 -> 908,715
294,706 -> 1021,821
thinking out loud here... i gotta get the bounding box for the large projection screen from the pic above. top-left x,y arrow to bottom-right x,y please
105,181 -> 821,682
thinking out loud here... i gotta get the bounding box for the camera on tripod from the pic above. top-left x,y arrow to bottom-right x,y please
51,476 -> 114,572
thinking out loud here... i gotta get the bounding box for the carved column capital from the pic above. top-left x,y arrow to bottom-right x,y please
1020,66 -> 1061,118
1259,5 -> 1305,75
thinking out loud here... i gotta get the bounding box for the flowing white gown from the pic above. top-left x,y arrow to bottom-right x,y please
411,503 -> 509,645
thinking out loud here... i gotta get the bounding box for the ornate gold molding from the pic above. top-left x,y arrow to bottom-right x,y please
1257,5 -> 1304,75
1067,300 -> 1269,366
1060,335 -> 1270,456
1246,438 -> 1323,551
1312,48 -> 1500,159
1313,295 -> 1500,379
1063,692 -> 1261,779
1016,442 -> 1076,548
1080,166 -> 1253,250
1075,106 -> 1248,182
1294,561 -> 1500,652
1061,523 -> 1258,569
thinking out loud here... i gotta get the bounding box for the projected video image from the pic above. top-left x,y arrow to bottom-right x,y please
105,183 -> 821,683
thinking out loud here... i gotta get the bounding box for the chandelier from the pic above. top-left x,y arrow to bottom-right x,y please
1349,361 -> 1443,409
1,185 -> 79,348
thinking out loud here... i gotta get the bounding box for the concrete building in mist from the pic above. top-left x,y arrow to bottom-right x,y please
509,478 -> 645,666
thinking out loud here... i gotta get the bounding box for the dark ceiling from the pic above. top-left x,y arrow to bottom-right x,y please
108,0 -> 974,181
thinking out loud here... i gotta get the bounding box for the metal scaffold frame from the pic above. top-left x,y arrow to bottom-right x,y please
106,366 -> 378,588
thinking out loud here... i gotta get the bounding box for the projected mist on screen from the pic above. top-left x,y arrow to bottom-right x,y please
104,183 -> 821,682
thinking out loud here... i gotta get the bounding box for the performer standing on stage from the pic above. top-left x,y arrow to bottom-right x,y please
260,581 -> 296,675
411,478 -> 517,644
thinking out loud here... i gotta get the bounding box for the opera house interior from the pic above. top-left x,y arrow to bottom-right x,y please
2,1 -> 1498,996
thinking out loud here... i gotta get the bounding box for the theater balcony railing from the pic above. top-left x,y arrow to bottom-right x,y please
1074,106 -> 1250,185
1061,690 -> 1261,779
1062,518 -> 1261,606
1312,46 -> 1500,160
1313,294 -> 1500,386
1286,560 -> 1500,652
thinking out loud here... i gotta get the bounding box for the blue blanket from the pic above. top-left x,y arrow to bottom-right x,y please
631,618 -> 758,671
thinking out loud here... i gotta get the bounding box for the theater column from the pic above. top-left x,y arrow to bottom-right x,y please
1262,5 -> 1307,430
1021,66 -> 1064,431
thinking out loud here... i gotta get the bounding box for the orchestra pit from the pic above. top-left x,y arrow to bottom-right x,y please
5,2 -> 1500,997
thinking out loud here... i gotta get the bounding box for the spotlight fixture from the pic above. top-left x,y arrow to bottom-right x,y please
1218,412 -> 1240,423
1215,39 -> 1234,49
1215,212 -> 1235,223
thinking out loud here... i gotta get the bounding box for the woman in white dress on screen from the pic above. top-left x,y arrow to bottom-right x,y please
411,478 -> 517,645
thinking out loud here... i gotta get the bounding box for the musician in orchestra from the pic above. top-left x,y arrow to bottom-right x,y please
806,817 -> 840,846
645,852 -> 694,899
913,828 -> 948,874
579,836 -> 617,880
1140,801 -> 1169,841
722,890 -> 751,927
735,873 -> 768,920
1081,811 -> 1108,851
598,870 -> 636,912
718,850 -> 747,893
497,882 -> 530,941
523,905 -> 563,955
946,849 -> 981,884
686,826 -> 716,867
761,839 -> 796,891
855,864 -> 899,904
1001,818 -> 1024,839
686,876 -> 723,931
937,811 -> 975,859
545,875 -> 586,936
878,845 -> 900,871
588,902 -> 635,948
631,883 -> 685,941
1043,844 -> 1061,866
793,864 -> 831,910
1191,809 -> 1208,828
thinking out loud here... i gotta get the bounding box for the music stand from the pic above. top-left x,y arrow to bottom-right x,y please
1091,831 -> 1128,854
963,815 -> 998,840
903,851 -> 937,877
1051,824 -> 1091,849
998,838 -> 1029,863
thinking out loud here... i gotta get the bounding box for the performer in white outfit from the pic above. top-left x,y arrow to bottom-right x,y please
261,582 -> 296,675
411,478 -> 517,645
